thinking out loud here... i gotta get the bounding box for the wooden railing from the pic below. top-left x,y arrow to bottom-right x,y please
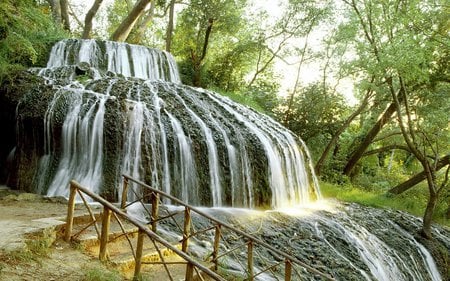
65,180 -> 225,281
119,174 -> 335,281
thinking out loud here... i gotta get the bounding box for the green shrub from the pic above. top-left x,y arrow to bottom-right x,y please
0,0 -> 66,83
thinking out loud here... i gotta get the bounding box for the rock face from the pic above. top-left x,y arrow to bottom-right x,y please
157,202 -> 449,281
1,39 -> 320,208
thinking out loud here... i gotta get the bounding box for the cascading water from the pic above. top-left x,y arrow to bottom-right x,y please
10,39 -> 448,281
46,39 -> 181,82
167,202 -> 447,281
29,38 -> 319,207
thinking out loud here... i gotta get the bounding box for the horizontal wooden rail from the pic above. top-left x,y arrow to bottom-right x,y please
66,180 -> 226,281
122,174 -> 335,280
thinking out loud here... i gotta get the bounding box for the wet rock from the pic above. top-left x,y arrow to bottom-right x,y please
75,62 -> 91,75
170,203 -> 450,281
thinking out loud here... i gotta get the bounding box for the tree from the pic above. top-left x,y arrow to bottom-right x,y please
281,0 -> 332,124
389,155 -> 450,195
315,85 -> 372,175
81,0 -> 104,39
336,0 -> 450,237
0,0 -> 65,78
165,0 -> 176,52
391,79 -> 450,238
280,83 -> 349,158
111,0 -> 151,42
46,0 -> 71,31
172,0 -> 247,87
337,0 -> 448,174
126,0 -> 158,44
60,0 -> 70,31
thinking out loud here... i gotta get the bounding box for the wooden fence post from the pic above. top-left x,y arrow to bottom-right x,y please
213,224 -> 221,270
121,177 -> 129,210
248,240 -> 254,281
151,192 -> 159,232
65,182 -> 77,242
182,207 -> 191,252
133,229 -> 145,280
185,262 -> 194,281
285,259 -> 292,281
99,207 -> 111,261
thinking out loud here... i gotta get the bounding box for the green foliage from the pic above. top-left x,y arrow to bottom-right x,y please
279,83 -> 350,159
285,84 -> 349,141
172,0 -> 256,87
204,39 -> 259,91
321,181 -> 449,227
82,266 -> 122,281
0,0 -> 66,82
324,0 -> 450,230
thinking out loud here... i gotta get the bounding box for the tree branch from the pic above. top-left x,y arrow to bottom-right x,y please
388,155 -> 450,194
362,144 -> 411,157
82,0 -> 104,39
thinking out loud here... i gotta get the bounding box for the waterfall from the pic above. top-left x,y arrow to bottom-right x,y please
203,90 -> 320,206
29,39 -> 320,207
40,86 -> 110,197
167,112 -> 199,204
46,39 -> 181,83
11,39 -> 448,281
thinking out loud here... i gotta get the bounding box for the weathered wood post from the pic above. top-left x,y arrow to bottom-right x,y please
133,229 -> 145,280
121,176 -> 129,210
99,206 -> 111,261
285,259 -> 292,281
65,181 -> 77,242
185,262 -> 194,281
247,240 -> 254,281
151,192 -> 159,232
182,207 -> 191,253
212,224 -> 221,270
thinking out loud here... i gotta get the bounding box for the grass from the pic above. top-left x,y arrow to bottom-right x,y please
0,231 -> 54,267
0,231 -> 53,279
320,181 -> 450,227
82,266 -> 122,281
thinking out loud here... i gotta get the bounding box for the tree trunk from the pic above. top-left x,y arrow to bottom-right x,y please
60,0 -> 71,31
47,0 -> 62,26
111,0 -> 151,42
201,18 -> 214,61
165,0 -> 176,52
343,100 -> 398,176
192,61 -> 201,87
390,76 -> 440,240
315,89 -> 371,175
82,0 -> 104,39
388,155 -> 450,194
128,1 -> 156,44
420,162 -> 438,239
192,18 -> 214,87
421,187 -> 438,239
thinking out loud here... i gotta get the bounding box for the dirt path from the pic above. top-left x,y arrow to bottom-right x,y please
0,187 -> 123,281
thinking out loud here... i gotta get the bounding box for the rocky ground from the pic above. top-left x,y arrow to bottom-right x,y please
1,185 -> 449,281
0,186 -> 123,281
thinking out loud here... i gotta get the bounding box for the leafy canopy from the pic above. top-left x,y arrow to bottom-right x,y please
0,0 -> 66,81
